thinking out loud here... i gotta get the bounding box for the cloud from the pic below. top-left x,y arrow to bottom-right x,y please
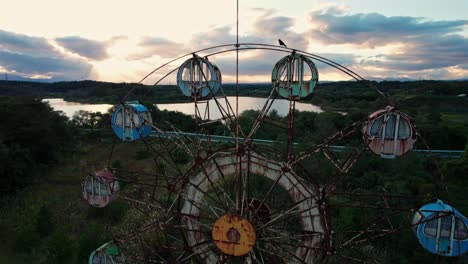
191,26 -> 236,49
0,30 -> 92,81
308,8 -> 468,47
0,30 -> 57,56
252,10 -> 308,50
304,8 -> 468,79
128,37 -> 187,60
362,33 -> 468,71
56,36 -> 109,60
0,51 -> 92,81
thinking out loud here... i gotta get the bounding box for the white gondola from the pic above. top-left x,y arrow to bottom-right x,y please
363,106 -> 417,159
82,169 -> 120,208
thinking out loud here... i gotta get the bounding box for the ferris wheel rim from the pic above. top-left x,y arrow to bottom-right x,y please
121,42 -> 388,104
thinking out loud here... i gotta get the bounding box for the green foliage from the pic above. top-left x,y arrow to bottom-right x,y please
87,201 -> 129,224
14,223 -> 41,253
36,205 -> 54,237
135,149 -> 151,160
78,223 -> 111,261
0,97 -> 75,193
111,159 -> 122,169
42,229 -> 74,264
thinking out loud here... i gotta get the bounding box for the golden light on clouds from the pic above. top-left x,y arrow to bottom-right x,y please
0,1 -> 467,81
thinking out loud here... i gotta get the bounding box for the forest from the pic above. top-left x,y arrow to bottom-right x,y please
0,79 -> 467,263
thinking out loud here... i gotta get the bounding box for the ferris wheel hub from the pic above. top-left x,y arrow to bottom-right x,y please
212,214 -> 257,256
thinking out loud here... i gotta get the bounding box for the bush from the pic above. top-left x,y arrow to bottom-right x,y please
36,205 -> 54,237
78,223 -> 111,261
87,201 -> 129,224
42,229 -> 74,264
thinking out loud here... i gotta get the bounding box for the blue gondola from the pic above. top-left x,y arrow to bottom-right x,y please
111,102 -> 152,141
412,199 -> 468,256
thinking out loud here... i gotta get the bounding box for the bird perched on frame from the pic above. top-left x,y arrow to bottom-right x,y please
278,39 -> 287,48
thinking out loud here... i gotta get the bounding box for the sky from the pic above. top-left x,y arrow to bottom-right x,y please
0,0 -> 467,83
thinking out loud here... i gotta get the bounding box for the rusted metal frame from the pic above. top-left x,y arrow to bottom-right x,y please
236,149 -> 243,212
181,244 -> 218,263
173,221 -> 213,233
138,126 -> 186,178
172,221 -> 207,234
287,99 -> 296,163
337,208 -> 410,248
131,201 -> 158,222
251,166 -> 287,219
202,46 -> 381,96
266,202 -> 319,230
248,86 -> 280,139
382,196 -> 395,230
114,220 -> 162,247
257,243 -> 299,264
126,43 -> 388,104
196,159 -> 237,204
191,57 -> 215,148
131,117 -> 191,176
324,145 -> 367,196
177,190 -> 226,221
269,239 -> 308,264
342,211 -> 454,249
322,142 -> 366,175
261,117 -> 288,130
252,246 -> 267,264
154,120 -> 196,159
210,95 -> 244,138
337,253 -> 369,263
212,158 -> 238,208
112,176 -> 167,188
255,245 -> 290,262
241,147 -> 252,217
262,232 -> 325,252
329,199 -> 411,238
120,195 -> 164,211
128,254 -> 163,263
292,119 -> 366,166
175,239 -> 216,262
164,121 -> 197,148
114,167 -> 175,182
293,161 -> 322,191
259,227 -> 322,245
194,98 -> 202,149
179,179 -> 226,220
287,168 -> 320,200
215,253 -> 231,264
200,163 -> 234,212
315,143 -> 364,193
257,196 -> 315,231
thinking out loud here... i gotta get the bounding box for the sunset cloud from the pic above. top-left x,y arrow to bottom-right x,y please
0,30 -> 92,81
56,36 -> 109,60
0,3 -> 467,82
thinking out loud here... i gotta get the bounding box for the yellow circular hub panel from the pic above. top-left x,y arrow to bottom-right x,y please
212,214 -> 256,256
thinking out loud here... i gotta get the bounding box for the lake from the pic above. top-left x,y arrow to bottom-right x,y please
43,97 -> 323,119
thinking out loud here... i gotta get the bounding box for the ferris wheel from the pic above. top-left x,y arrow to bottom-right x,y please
82,43 -> 468,263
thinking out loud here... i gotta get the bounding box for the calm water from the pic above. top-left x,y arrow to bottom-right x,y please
43,97 -> 323,119
43,98 -> 113,118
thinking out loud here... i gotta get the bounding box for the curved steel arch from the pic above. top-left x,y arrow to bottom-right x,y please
122,43 -> 388,103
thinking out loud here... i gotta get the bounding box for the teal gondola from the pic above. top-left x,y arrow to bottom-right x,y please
89,242 -> 125,264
